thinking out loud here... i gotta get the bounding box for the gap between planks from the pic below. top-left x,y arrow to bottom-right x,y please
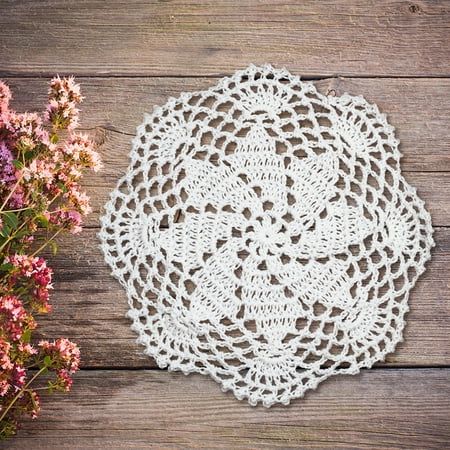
3,73 -> 450,80
5,368 -> 450,449
33,227 -> 450,368
5,76 -> 450,174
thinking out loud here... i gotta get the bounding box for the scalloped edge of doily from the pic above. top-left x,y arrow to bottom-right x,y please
98,63 -> 435,407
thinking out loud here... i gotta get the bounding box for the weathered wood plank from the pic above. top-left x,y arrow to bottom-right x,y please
5,77 -> 450,172
7,369 -> 450,449
1,1 -> 450,77
4,77 -> 450,228
32,227 -> 449,368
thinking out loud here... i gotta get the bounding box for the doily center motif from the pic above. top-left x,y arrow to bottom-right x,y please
99,64 -> 433,407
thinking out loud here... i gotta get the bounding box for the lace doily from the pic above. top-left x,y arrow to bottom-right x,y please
99,64 -> 433,407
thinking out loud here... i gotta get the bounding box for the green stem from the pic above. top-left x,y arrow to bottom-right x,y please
0,176 -> 23,213
30,228 -> 63,257
0,207 -> 31,214
0,219 -> 30,254
0,192 -> 63,255
0,366 -> 46,422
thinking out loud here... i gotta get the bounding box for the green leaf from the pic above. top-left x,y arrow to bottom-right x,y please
43,355 -> 52,367
35,214 -> 49,228
0,223 -> 10,237
12,228 -> 29,239
0,262 -> 14,272
12,159 -> 24,169
3,212 -> 18,230
22,328 -> 32,343
24,150 -> 35,161
49,240 -> 58,255
56,181 -> 68,193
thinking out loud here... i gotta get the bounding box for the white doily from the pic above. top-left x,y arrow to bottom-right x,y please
99,64 -> 434,407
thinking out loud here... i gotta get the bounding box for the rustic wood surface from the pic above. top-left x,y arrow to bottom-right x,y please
32,227 -> 450,368
1,0 -> 449,448
5,369 -> 450,449
1,0 -> 450,77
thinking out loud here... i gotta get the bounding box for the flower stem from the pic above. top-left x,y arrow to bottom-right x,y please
0,220 -> 29,253
0,176 -> 23,213
0,366 -> 46,422
30,228 -> 63,257
0,192 -> 63,254
0,207 -> 31,214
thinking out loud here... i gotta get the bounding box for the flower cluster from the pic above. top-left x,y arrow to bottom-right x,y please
38,339 -> 80,392
0,77 -> 98,438
5,255 -> 53,313
44,76 -> 82,130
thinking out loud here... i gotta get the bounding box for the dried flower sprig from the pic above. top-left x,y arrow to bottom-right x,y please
0,77 -> 100,438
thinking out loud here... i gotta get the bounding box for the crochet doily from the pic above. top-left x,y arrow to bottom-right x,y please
99,65 -> 433,407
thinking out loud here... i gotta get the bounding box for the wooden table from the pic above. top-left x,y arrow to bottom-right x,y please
1,1 -> 450,448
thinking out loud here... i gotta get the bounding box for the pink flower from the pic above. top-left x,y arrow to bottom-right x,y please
17,342 -> 37,357
8,188 -> 25,209
63,133 -> 102,172
56,369 -> 73,391
0,295 -> 35,341
29,391 -> 40,419
7,254 -> 33,277
66,210 -> 82,233
21,235 -> 34,245
48,76 -> 82,103
32,257 -> 52,287
0,142 -> 16,186
6,255 -> 53,313
0,339 -> 12,371
38,338 -> 80,373
10,364 -> 26,392
0,359 -> 27,397
49,209 -> 82,234
45,76 -> 83,130
7,255 -> 53,287
0,339 -> 12,396
6,112 -> 50,147
0,76 -> 99,437
0,81 -> 11,113
65,185 -> 92,215
22,158 -> 56,188
0,379 -> 9,397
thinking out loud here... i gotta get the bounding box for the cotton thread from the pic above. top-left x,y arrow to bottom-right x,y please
99,65 -> 433,407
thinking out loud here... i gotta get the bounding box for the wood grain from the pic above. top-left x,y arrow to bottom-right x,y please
3,76 -> 448,368
31,227 -> 449,368
3,77 -> 450,228
6,369 -> 450,449
1,1 -> 450,77
2,4 -> 449,444
5,77 -> 450,172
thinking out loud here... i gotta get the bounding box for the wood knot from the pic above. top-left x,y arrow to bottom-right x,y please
408,3 -> 421,14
